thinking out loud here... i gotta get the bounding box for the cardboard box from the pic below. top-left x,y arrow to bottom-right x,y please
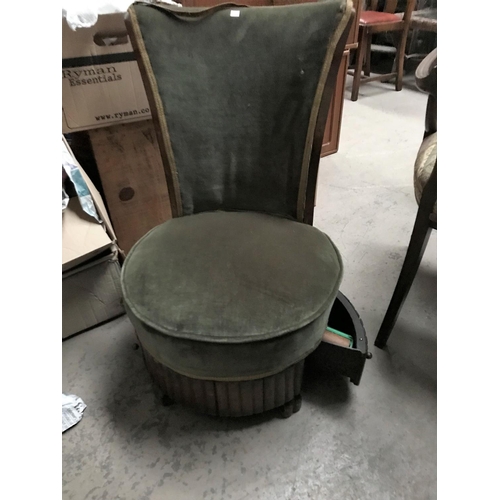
62,250 -> 124,339
62,197 -> 114,272
62,137 -> 124,337
62,13 -> 151,133
88,120 -> 172,254
62,135 -> 118,271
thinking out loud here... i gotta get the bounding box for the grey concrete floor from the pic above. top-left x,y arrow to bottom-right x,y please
63,76 -> 436,500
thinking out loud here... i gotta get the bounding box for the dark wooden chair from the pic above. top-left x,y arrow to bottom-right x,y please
349,0 -> 416,101
403,2 -> 437,62
375,48 -> 437,348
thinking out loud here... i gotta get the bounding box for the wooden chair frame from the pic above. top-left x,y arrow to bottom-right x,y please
375,48 -> 437,348
349,0 -> 416,101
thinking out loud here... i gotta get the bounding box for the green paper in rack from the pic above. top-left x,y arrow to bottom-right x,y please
326,326 -> 353,348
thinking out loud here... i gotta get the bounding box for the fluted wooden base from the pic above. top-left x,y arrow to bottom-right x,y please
142,348 -> 304,417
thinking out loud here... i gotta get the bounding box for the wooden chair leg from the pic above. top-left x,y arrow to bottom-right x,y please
375,210 -> 432,348
351,26 -> 367,102
395,28 -> 411,91
375,166 -> 437,348
363,33 -> 372,77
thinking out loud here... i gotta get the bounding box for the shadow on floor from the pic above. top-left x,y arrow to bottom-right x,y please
373,319 -> 437,394
102,338 -> 298,433
302,367 -> 352,408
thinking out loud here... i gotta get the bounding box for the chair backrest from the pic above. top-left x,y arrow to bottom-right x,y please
126,1 -> 353,223
368,0 -> 397,12
368,0 -> 415,19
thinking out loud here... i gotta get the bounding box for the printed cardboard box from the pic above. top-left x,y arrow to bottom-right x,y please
62,13 -> 151,133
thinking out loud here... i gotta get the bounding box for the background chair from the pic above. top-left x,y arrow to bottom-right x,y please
349,0 -> 416,101
375,48 -> 437,348
122,1 -> 354,418
403,0 -> 437,62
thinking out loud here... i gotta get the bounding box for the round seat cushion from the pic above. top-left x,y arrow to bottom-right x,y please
414,132 -> 437,215
122,211 -> 343,381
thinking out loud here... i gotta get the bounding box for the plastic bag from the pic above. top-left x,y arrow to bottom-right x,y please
62,0 -> 181,30
62,139 -> 100,221
62,394 -> 87,432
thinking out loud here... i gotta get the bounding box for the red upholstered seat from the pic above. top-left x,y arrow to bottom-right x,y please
360,10 -> 401,25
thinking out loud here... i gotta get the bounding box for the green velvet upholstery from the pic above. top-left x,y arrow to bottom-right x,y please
121,1 -> 352,393
127,0 -> 352,220
122,211 -> 343,380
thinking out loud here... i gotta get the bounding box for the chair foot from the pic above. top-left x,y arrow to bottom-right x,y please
293,394 -> 302,413
161,394 -> 175,407
280,401 -> 294,418
279,395 -> 302,418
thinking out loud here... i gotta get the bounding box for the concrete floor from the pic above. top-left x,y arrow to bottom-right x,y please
63,76 -> 436,500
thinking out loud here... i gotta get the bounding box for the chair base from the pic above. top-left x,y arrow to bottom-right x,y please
142,347 -> 305,417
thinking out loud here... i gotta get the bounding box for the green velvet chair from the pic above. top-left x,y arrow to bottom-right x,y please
122,0 -> 354,417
